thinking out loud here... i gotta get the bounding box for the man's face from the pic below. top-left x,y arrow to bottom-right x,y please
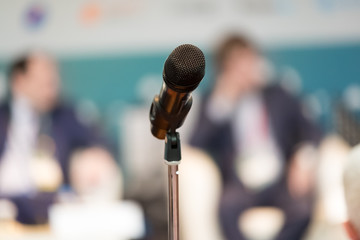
13,54 -> 60,113
222,47 -> 263,93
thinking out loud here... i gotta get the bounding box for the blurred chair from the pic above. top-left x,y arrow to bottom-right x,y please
343,144 -> 360,240
316,135 -> 349,224
179,146 -> 224,240
305,135 -> 349,240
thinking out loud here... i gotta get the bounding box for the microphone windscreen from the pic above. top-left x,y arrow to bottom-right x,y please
164,44 -> 205,92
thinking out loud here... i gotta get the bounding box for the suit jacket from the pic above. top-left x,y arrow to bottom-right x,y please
0,100 -> 108,224
190,84 -> 322,184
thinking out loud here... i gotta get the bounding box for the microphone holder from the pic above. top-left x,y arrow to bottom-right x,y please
164,131 -> 181,240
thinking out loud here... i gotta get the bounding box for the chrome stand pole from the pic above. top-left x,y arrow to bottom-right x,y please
167,164 -> 179,240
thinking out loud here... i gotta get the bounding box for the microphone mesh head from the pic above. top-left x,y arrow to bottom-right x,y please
164,44 -> 205,92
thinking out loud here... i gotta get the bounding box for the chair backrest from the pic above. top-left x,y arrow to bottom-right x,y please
179,146 -> 224,240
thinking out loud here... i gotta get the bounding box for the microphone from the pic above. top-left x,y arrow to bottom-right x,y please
150,44 -> 206,139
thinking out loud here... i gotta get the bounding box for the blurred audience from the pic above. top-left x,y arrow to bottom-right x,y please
343,144 -> 360,240
190,35 -> 322,239
0,52 -> 114,224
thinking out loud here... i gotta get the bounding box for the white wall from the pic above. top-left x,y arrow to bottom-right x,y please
0,0 -> 360,59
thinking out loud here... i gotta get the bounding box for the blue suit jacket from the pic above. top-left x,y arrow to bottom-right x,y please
190,84 -> 322,184
0,100 -> 108,224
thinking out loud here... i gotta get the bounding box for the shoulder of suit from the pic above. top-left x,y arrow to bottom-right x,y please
263,83 -> 298,101
0,101 -> 10,115
52,102 -> 96,128
51,102 -> 77,118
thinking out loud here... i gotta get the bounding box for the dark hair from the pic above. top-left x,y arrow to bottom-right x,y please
215,34 -> 257,70
8,54 -> 30,82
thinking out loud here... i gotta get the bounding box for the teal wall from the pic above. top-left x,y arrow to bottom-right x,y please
1,43 -> 359,110
0,42 -> 359,137
54,42 -> 360,111
58,53 -> 168,108
268,43 -> 360,94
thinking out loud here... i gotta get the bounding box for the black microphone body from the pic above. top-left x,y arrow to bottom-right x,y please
150,44 -> 205,139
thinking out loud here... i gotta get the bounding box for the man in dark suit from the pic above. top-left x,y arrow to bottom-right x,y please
190,36 -> 321,239
0,52 -> 110,224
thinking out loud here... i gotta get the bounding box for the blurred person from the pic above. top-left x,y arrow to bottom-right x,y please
0,52 -> 113,224
343,145 -> 360,240
190,35 -> 322,240
335,85 -> 360,147
69,147 -> 122,202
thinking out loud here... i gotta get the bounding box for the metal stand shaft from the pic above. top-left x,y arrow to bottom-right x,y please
164,131 -> 181,240
168,165 -> 179,240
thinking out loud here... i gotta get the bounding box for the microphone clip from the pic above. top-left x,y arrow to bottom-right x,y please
164,131 -> 181,165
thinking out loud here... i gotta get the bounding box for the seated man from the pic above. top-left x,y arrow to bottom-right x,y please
190,35 -> 321,239
343,145 -> 360,240
0,52 -> 112,224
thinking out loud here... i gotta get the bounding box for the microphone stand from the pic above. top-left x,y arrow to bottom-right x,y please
164,131 -> 181,240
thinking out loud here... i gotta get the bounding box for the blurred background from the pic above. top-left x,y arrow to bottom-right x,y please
0,0 -> 360,240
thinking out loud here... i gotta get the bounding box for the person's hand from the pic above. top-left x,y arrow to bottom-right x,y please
69,147 -> 123,201
0,199 -> 17,221
288,144 -> 318,199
